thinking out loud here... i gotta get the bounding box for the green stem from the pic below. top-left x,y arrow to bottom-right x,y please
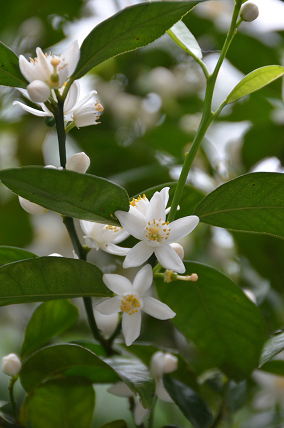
62,216 -> 87,260
8,376 -> 18,423
107,316 -> 122,348
53,100 -> 66,168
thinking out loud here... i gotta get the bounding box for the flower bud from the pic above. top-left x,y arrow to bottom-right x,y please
66,152 -> 90,173
2,353 -> 21,377
170,243 -> 184,260
240,3 -> 259,22
162,353 -> 178,374
27,80 -> 50,103
94,309 -> 119,338
19,196 -> 47,215
243,289 -> 257,304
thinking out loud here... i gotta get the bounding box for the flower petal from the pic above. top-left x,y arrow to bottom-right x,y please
168,215 -> 199,242
155,244 -> 185,273
112,229 -> 130,244
79,219 -> 93,236
123,241 -> 153,269
133,264 -> 153,295
134,402 -> 149,425
13,101 -> 50,117
146,192 -> 165,224
103,273 -> 132,295
143,296 -> 175,320
102,242 -> 130,256
62,40 -> 80,77
19,55 -> 40,82
155,380 -> 173,402
160,187 -> 170,208
64,80 -> 80,112
122,311 -> 141,346
115,209 -> 145,240
108,382 -> 134,397
94,296 -> 122,315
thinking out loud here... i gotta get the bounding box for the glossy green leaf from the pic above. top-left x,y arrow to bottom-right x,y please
0,257 -> 111,306
259,332 -> 284,367
167,20 -> 202,60
194,172 -> 284,239
0,167 -> 129,225
26,378 -> 95,428
164,376 -> 212,428
0,42 -> 27,88
226,66 -> 284,104
156,261 -> 267,380
260,360 -> 284,376
21,300 -> 79,358
0,246 -> 37,267
72,1 -> 202,80
100,421 -> 128,428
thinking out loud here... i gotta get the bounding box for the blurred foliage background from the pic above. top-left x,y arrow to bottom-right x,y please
1,0 -> 284,426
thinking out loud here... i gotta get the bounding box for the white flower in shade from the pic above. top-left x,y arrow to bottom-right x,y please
14,80 -> 103,129
94,310 -> 119,338
19,40 -> 80,102
115,189 -> 199,273
80,220 -> 130,256
2,353 -> 21,377
66,152 -> 90,173
95,264 -> 175,346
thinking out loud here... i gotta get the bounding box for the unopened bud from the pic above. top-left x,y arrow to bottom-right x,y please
27,80 -> 50,103
150,351 -> 178,379
243,289 -> 257,304
240,3 -> 259,22
162,353 -> 178,374
19,196 -> 47,215
2,353 -> 21,377
170,243 -> 184,260
66,152 -> 90,173
48,253 -> 63,257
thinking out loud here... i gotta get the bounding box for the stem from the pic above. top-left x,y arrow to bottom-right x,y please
8,377 -> 18,423
54,100 -> 66,168
148,397 -> 157,428
107,316 -> 122,348
62,216 -> 87,260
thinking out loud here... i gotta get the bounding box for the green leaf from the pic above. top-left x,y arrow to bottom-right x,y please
0,167 -> 129,225
0,257 -> 111,306
156,261 -> 267,380
26,378 -> 95,428
260,360 -> 284,376
0,246 -> 37,267
100,421 -> 128,428
21,300 -> 79,358
72,1 -> 202,80
194,172 -> 284,239
226,66 -> 284,104
259,332 -> 284,367
167,20 -> 202,60
0,42 -> 27,88
163,376 -> 212,428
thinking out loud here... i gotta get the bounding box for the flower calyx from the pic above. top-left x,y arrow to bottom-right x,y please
164,270 -> 198,283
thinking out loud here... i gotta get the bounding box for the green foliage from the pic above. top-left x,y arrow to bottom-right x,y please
0,246 -> 37,267
260,360 -> 284,376
167,20 -> 203,60
100,422 -> 128,428
259,332 -> 284,366
0,257 -> 110,306
0,167 -> 129,224
0,42 -> 27,88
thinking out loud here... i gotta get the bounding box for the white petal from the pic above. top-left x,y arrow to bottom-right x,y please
71,90 -> 97,111
108,382 -> 134,397
133,264 -> 153,295
112,229 -> 130,244
160,187 -> 170,208
155,245 -> 185,273
62,40 -> 80,77
27,80 -> 50,102
123,241 -> 153,269
64,81 -> 80,112
168,215 -> 199,242
101,242 -> 130,256
134,402 -> 149,425
115,210 -> 145,240
79,219 -> 93,236
143,296 -> 176,320
36,47 -> 52,81
13,101 -> 50,117
94,296 -> 122,315
146,192 -> 165,224
155,381 -> 173,402
103,273 -> 132,295
122,311 -> 141,346
19,55 -> 40,82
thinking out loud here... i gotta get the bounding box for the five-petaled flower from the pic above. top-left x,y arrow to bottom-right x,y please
94,264 -> 175,346
115,188 -> 199,273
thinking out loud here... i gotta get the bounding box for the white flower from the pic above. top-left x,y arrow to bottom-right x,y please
115,189 -> 199,273
93,310 -> 119,338
95,264 -> 175,346
80,220 -> 130,256
19,40 -> 80,102
2,353 -> 21,377
19,196 -> 48,215
13,80 -> 103,128
66,152 -> 90,173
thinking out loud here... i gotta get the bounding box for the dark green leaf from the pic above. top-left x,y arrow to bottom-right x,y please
259,332 -> 284,367
163,376 -> 212,428
260,360 -> 284,376
194,173 -> 284,239
0,167 -> 129,225
21,300 -> 79,358
225,380 -> 247,413
26,378 -> 95,428
73,1 -> 203,80
100,421 -> 128,428
0,246 -> 37,267
0,42 -> 27,88
0,257 -> 111,306
156,261 -> 267,380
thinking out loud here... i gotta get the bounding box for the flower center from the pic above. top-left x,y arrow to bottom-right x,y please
121,294 -> 141,315
130,194 -> 147,207
145,219 -> 171,244
50,57 -> 60,83
104,225 -> 121,233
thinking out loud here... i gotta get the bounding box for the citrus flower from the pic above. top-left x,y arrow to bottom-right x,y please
115,189 -> 199,273
19,40 -> 80,102
94,264 -> 175,346
2,353 -> 21,377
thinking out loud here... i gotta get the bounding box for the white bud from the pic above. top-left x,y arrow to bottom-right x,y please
66,152 -> 90,174
162,353 -> 178,374
27,80 -> 50,103
240,3 -> 259,22
243,289 -> 257,304
48,253 -> 63,257
2,353 -> 21,377
19,196 -> 47,215
170,243 -> 184,260
94,309 -> 119,338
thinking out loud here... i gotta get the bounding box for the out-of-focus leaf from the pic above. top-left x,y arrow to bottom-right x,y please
26,378 -> 95,428
167,20 -> 202,60
0,257 -> 111,306
21,300 -> 79,358
156,261 -> 267,380
163,376 -> 212,428
0,167 -> 129,225
259,332 -> 284,367
0,246 -> 37,267
0,42 -> 27,88
100,421 -> 128,428
194,172 -> 284,239
73,1 -> 203,80
260,360 -> 284,376
226,66 -> 284,104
